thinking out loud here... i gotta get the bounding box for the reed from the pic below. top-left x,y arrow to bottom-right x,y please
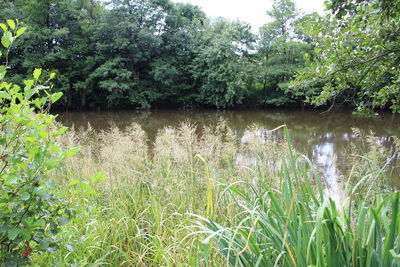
192,128 -> 400,266
33,123 -> 398,266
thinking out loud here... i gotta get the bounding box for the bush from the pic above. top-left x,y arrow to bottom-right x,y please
0,20 -> 76,266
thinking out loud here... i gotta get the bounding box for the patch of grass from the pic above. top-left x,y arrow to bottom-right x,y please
33,123 -> 398,266
193,128 -> 400,266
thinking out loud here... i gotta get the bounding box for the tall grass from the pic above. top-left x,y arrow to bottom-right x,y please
33,122 -> 399,266
192,128 -> 400,266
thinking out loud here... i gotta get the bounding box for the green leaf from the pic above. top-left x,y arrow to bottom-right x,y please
1,34 -> 10,48
91,171 -> 108,184
20,229 -> 31,241
33,218 -> 46,227
20,192 -> 30,201
69,179 -> 80,186
33,98 -> 43,108
16,27 -> 26,38
38,131 -> 48,139
33,68 -> 42,80
6,20 -> 15,30
49,73 -> 56,79
24,79 -> 35,89
45,181 -> 56,190
39,240 -> 50,249
7,228 -> 20,240
0,91 -> 11,100
0,23 -> 7,32
57,217 -> 70,226
0,66 -> 6,80
7,176 -> 19,184
53,126 -> 68,137
66,147 -> 80,157
51,92 -> 63,103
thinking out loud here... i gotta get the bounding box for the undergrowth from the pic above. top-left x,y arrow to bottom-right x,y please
32,122 -> 399,266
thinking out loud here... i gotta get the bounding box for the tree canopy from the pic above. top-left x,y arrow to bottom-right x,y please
292,0 -> 400,115
1,0 -> 398,113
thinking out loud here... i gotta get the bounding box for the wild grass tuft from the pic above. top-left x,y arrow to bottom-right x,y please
33,122 -> 398,266
192,128 -> 400,266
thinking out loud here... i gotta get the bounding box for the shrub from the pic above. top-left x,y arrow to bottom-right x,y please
0,20 -> 76,265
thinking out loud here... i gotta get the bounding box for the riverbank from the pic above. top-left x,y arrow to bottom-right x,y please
33,122 -> 399,265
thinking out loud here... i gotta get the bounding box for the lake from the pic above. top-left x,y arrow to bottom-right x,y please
57,109 -> 400,189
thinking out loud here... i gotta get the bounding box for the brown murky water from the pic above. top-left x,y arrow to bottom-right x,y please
56,109 -> 400,188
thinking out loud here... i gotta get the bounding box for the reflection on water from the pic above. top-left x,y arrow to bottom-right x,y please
313,142 -> 343,204
56,109 -> 400,188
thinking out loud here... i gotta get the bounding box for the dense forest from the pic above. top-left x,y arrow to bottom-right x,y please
0,0 -> 399,114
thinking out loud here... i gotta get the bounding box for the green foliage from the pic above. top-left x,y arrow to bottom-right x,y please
326,0 -> 398,19
194,128 -> 400,266
0,0 -> 314,110
293,0 -> 400,115
12,118 -> 396,265
150,2 -> 206,107
2,0 -> 398,112
0,20 -> 75,265
191,19 -> 255,108
256,0 -> 312,106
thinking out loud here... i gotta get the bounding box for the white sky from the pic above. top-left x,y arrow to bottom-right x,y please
172,0 -> 327,32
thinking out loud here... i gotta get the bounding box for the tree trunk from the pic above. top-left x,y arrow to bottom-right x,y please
80,90 -> 86,109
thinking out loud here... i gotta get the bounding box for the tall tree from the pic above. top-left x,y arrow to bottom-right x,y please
190,18 -> 256,108
91,0 -> 171,108
293,0 -> 400,114
256,0 -> 311,106
149,2 -> 206,108
0,0 -> 104,109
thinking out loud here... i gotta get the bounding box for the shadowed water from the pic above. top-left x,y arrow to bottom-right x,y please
56,109 -> 400,188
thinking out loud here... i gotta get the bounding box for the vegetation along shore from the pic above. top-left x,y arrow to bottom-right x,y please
0,0 -> 400,265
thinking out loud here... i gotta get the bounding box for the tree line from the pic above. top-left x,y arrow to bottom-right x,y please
1,0 -> 399,113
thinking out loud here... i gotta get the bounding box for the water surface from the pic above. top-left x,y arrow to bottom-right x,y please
57,109 -> 400,188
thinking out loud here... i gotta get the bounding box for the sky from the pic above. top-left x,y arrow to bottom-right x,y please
171,0 -> 327,32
